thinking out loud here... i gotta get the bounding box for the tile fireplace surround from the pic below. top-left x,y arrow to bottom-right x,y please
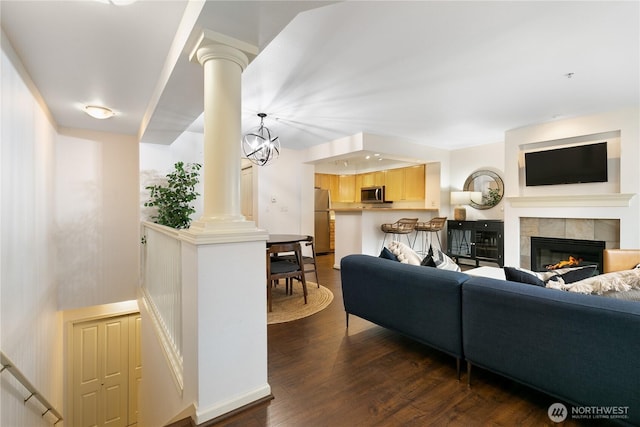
519,218 -> 620,269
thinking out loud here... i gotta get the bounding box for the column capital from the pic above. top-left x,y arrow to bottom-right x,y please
190,29 -> 258,70
196,44 -> 249,71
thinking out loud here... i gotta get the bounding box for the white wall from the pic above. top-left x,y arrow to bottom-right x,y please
254,148 -> 314,236
449,141 -> 505,221
140,131 -> 205,223
1,36 -> 63,427
56,128 -> 140,310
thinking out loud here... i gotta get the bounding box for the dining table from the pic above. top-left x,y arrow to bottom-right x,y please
266,234 -> 309,246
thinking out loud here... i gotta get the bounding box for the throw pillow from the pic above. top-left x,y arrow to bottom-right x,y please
387,241 -> 422,265
379,247 -> 399,262
420,244 -> 437,267
503,267 -> 546,287
421,254 -> 436,267
432,248 -> 461,272
549,265 -> 598,284
504,265 -> 599,287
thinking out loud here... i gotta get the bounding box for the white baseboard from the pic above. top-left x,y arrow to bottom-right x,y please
194,384 -> 272,424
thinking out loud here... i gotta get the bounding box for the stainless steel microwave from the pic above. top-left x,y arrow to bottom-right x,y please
361,186 -> 386,203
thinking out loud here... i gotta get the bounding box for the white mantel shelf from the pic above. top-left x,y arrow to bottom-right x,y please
506,193 -> 636,208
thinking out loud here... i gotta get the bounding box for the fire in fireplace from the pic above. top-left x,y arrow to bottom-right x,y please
530,237 -> 605,273
546,255 -> 583,270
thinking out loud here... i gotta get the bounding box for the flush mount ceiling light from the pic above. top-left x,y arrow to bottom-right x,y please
83,105 -> 115,119
94,0 -> 138,5
242,113 -> 280,166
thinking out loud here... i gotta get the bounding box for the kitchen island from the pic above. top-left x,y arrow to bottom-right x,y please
332,207 -> 439,269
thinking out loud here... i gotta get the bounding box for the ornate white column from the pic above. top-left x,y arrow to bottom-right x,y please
177,33 -> 270,426
189,33 -> 257,232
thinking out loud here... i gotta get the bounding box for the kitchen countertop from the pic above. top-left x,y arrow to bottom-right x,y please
332,207 -> 438,212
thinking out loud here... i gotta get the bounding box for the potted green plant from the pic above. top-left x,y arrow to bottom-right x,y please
144,162 -> 202,229
484,187 -> 502,207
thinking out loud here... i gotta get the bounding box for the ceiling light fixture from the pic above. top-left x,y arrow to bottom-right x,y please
83,105 -> 115,119
242,113 -> 280,166
94,0 -> 138,5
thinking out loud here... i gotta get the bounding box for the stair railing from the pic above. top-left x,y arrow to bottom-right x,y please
0,350 -> 63,425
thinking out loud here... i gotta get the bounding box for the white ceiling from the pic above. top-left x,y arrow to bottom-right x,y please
2,1 -> 639,158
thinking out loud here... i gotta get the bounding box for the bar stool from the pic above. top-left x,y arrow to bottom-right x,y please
413,217 -> 447,254
380,218 -> 418,251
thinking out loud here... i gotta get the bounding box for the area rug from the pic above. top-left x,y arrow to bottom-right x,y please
268,282 -> 334,325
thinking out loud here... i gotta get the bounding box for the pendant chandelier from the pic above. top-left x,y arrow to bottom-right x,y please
242,113 -> 280,166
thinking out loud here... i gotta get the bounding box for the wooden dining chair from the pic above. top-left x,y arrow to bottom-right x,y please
266,242 -> 308,312
275,235 -> 320,287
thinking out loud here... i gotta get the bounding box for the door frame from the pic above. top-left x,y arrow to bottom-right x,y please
64,301 -> 139,426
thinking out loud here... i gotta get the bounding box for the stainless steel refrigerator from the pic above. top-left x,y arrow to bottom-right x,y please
314,188 -> 332,253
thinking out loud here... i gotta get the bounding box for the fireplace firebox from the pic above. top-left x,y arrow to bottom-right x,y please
530,237 -> 605,274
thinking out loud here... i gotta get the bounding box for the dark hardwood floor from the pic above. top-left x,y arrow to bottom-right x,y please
213,254 -> 608,427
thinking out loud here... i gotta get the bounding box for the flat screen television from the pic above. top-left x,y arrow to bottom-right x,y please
524,142 -> 608,186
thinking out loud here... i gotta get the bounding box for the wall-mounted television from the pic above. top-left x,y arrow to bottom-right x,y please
524,142 -> 608,186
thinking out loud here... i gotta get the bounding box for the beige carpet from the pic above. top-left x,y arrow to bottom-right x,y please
268,282 -> 334,325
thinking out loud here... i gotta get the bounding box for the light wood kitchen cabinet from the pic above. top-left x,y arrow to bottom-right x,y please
404,164 -> 425,200
315,164 -> 428,204
329,174 -> 340,200
354,174 -> 363,202
315,173 -> 354,202
359,171 -> 386,187
336,174 -> 356,202
384,165 -> 425,201
384,167 -> 405,202
361,172 -> 374,187
315,173 -> 332,190
329,219 -> 335,250
373,171 -> 386,186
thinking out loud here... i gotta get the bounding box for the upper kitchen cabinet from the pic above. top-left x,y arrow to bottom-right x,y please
405,164 -> 425,200
385,165 -> 425,201
315,173 -> 332,190
336,174 -> 356,202
360,171 -> 386,187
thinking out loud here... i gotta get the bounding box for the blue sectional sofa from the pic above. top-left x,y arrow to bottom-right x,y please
340,254 -> 469,377
340,254 -> 640,425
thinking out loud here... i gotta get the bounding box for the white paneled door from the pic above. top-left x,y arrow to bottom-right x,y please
72,313 -> 140,427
